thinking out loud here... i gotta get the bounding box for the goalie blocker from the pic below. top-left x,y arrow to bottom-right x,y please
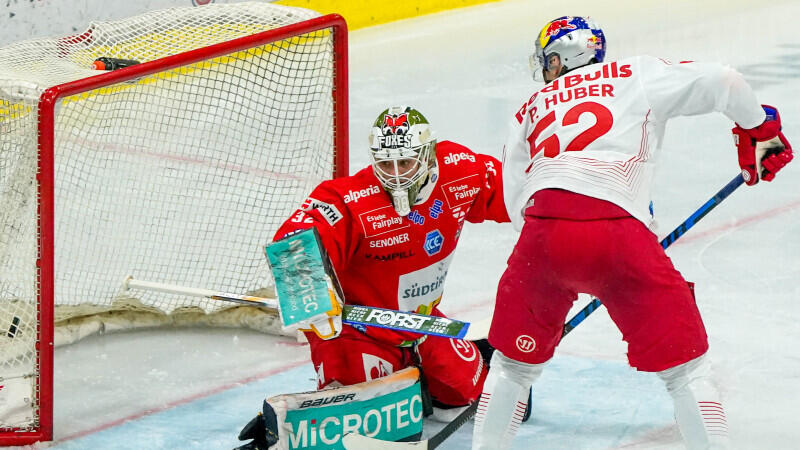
266,228 -> 345,339
235,367 -> 427,450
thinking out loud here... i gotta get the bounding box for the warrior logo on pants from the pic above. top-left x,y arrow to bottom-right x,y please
516,335 -> 536,353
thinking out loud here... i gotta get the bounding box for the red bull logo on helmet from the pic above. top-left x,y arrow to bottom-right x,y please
587,35 -> 603,50
544,18 -> 576,36
538,17 -> 577,50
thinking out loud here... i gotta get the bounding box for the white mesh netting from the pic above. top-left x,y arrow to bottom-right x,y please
0,2 -> 344,431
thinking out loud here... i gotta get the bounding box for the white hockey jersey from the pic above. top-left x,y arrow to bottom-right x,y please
503,55 -> 766,230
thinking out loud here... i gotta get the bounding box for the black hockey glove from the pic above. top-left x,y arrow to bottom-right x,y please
234,401 -> 279,450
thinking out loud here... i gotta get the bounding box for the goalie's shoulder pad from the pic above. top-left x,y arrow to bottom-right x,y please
264,367 -> 423,449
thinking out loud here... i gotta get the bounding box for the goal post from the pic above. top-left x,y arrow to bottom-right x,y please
0,3 -> 347,444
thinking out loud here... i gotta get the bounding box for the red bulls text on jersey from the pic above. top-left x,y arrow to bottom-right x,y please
502,56 -> 766,230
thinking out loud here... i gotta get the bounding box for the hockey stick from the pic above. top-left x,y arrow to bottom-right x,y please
121,276 -> 489,340
122,276 -> 281,308
339,173 -> 746,450
343,401 -> 478,449
561,173 -> 745,336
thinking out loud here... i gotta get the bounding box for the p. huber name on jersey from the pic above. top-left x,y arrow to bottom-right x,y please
514,60 -> 632,122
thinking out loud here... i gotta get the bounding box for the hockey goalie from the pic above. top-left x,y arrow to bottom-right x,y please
236,105 -> 517,449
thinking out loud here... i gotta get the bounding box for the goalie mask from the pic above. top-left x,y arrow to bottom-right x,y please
369,106 -> 437,216
529,16 -> 606,82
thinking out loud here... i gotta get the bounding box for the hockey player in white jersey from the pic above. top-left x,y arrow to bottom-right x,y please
472,16 -> 793,450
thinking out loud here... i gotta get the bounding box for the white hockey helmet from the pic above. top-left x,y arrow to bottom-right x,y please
368,106 -> 437,216
529,16 -> 606,81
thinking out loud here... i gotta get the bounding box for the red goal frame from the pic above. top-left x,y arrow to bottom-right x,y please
1,14 -> 348,445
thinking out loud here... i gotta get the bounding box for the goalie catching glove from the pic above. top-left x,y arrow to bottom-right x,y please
732,104 -> 793,186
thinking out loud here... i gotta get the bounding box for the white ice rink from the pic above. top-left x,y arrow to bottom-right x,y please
31,0 -> 800,448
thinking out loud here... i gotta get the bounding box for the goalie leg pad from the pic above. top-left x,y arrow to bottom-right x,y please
241,367 -> 424,449
472,351 -> 543,450
657,354 -> 729,449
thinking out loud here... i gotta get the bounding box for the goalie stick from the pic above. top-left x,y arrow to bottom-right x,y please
343,401 -> 478,449
121,277 -> 491,341
124,174 -> 743,342
338,173 -> 746,450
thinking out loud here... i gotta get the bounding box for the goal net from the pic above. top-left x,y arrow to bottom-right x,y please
0,2 -> 347,443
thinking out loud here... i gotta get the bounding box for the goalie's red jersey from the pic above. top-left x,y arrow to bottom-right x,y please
274,140 -> 509,334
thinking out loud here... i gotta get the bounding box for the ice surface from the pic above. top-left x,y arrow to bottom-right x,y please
33,0 -> 800,448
